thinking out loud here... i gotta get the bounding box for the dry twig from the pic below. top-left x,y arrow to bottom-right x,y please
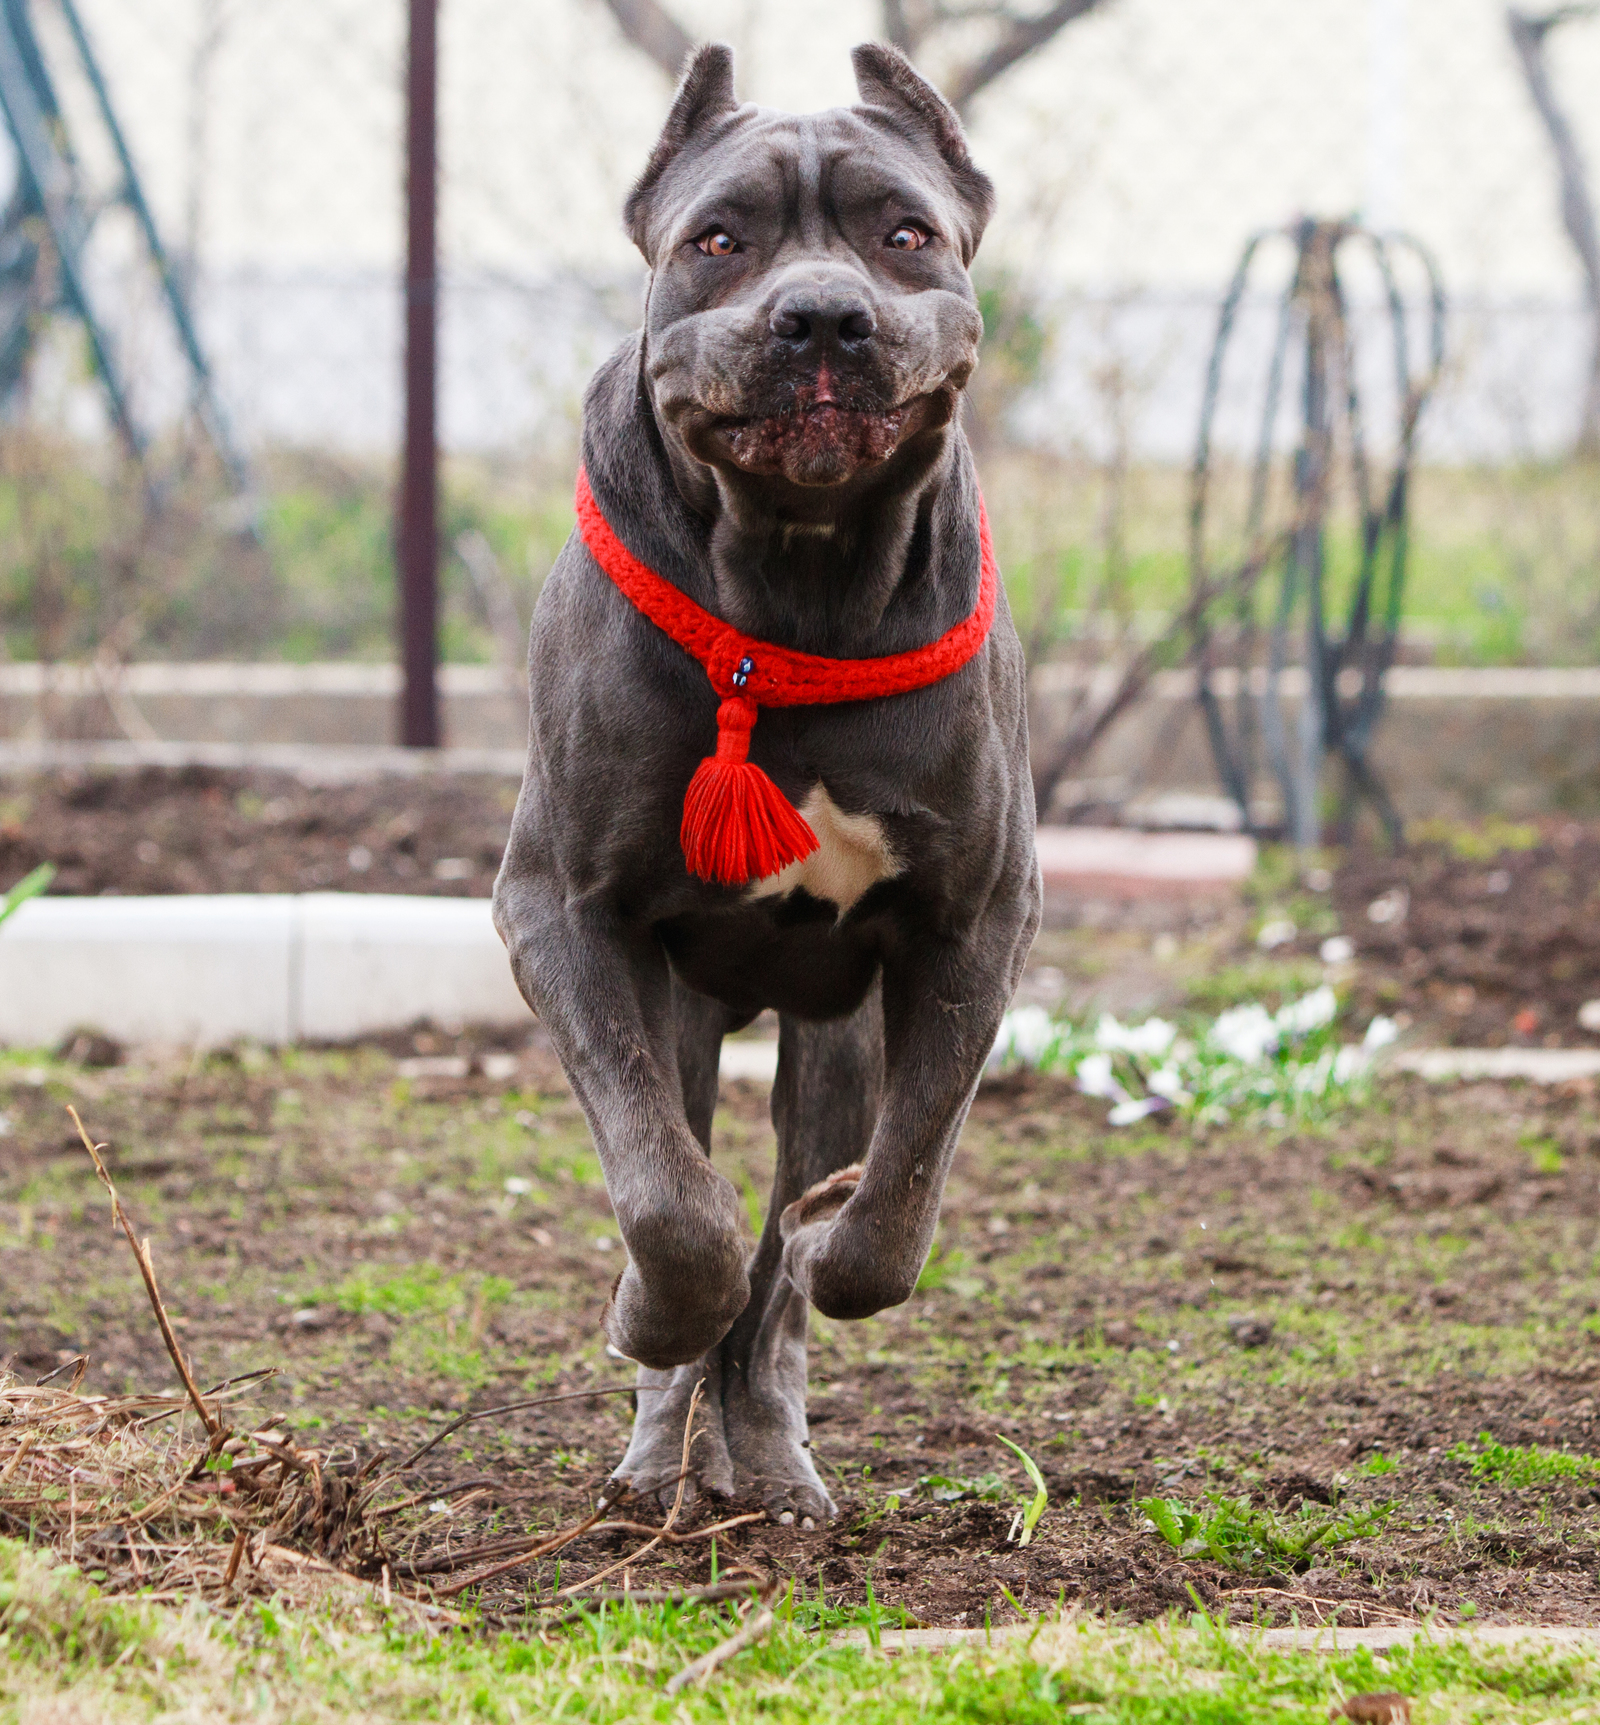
665,1584 -> 780,1695
68,1105 -> 221,1438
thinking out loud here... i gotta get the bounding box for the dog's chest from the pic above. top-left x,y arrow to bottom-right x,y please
746,783 -> 900,915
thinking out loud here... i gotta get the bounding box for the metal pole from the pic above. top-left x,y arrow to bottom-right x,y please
399,0 -> 438,748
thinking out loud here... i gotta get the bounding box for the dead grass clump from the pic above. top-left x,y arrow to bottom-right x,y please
0,1106 -> 782,1650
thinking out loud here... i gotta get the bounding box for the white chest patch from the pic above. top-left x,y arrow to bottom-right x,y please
747,783 -> 900,915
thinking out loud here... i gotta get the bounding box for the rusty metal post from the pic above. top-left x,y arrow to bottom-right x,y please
398,0 -> 438,747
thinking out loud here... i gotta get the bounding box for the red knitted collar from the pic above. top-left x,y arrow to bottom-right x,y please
574,466 -> 998,887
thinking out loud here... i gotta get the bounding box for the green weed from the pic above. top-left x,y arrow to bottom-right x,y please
1449,1432 -> 1600,1489
0,862 -> 53,927
917,1471 -> 1005,1503
1137,1492 -> 1391,1573
996,1434 -> 1049,1546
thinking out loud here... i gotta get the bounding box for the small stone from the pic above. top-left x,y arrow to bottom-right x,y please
1227,1314 -> 1274,1349
778,1510 -> 795,1526
1331,1696 -> 1411,1724
801,1516 -> 815,1530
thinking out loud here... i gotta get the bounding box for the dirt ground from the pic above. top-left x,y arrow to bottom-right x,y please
4,1031 -> 1600,1631
0,764 -> 519,899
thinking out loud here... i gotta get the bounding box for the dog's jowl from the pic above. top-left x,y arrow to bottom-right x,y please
492,42 -> 1040,1526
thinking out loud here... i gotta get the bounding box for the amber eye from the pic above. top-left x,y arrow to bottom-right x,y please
887,224 -> 929,251
695,230 -> 740,256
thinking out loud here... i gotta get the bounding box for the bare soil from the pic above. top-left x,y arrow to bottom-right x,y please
1333,829 -> 1600,1048
0,765 -> 518,899
4,1034 -> 1599,1632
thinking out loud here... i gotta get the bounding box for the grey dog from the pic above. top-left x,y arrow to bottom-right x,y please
493,40 -> 1039,1527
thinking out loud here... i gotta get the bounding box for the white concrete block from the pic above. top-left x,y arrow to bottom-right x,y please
0,892 -> 531,1048
0,894 -> 297,1047
719,1040 -> 780,1084
295,894 -> 528,1040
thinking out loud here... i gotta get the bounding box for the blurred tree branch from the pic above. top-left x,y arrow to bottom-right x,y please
594,0 -> 693,81
595,0 -> 1110,114
1508,4 -> 1600,454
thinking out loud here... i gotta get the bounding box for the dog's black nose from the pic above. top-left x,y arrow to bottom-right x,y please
769,292 -> 876,349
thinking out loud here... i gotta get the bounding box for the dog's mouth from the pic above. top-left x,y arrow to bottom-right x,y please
695,365 -> 952,487
716,401 -> 907,485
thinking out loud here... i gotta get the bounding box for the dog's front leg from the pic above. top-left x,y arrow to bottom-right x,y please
497,883 -> 751,1370
779,933 -> 1023,1321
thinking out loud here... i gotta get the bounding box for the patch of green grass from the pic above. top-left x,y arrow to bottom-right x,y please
1449,1433 -> 1600,1489
298,1264 -> 519,1390
1408,818 -> 1541,860
1136,1492 -> 1392,1574
4,1537 -> 1599,1723
304,1263 -> 513,1320
915,1240 -> 983,1298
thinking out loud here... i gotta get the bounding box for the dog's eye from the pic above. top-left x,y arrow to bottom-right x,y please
887,225 -> 930,251
695,231 -> 740,257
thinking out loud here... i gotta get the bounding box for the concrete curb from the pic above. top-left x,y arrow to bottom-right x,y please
833,1620 -> 1600,1654
0,739 -> 525,781
1394,1048 -> 1600,1083
0,893 -> 529,1047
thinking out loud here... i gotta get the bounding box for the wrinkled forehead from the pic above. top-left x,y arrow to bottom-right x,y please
645,105 -> 964,240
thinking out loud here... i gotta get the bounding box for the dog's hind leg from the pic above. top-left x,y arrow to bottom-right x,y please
602,978 -> 741,1510
718,983 -> 884,1525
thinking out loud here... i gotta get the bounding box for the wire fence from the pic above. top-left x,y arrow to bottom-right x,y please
0,0 -> 1597,694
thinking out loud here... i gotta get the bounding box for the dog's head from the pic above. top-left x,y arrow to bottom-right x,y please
627,43 -> 992,497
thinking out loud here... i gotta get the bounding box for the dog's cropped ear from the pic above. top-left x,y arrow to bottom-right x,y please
625,43 -> 739,257
851,43 -> 995,260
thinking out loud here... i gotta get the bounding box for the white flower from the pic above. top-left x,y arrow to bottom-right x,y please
1276,986 -> 1338,1039
1319,935 -> 1355,965
1210,1003 -> 1279,1064
1366,888 -> 1408,925
1257,917 -> 1297,950
1292,1050 -> 1337,1094
1362,1016 -> 1400,1052
1075,1052 -> 1129,1102
1146,1064 -> 1192,1105
1095,1014 -> 1177,1058
1333,1046 -> 1366,1084
1108,1096 -> 1168,1126
991,1005 -> 1060,1068
503,1176 -> 532,1196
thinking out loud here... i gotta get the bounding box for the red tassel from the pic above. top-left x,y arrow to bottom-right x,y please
680,696 -> 819,886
